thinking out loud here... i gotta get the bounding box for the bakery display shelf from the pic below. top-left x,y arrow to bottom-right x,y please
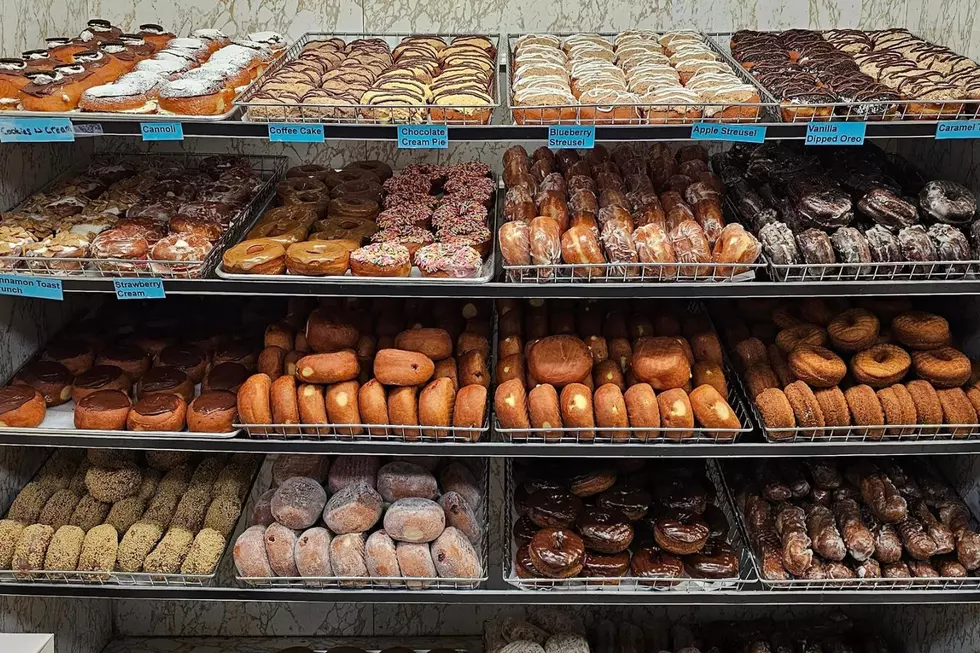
235,32 -> 501,126
9,105 -> 242,123
0,153 -> 286,280
502,459 -> 754,592
709,31 -> 980,124
506,32 -> 776,126
762,257 -> 980,283
100,637 -> 481,653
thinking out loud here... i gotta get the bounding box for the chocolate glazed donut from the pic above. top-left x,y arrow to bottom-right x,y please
581,550 -> 631,578
654,509 -> 710,555
575,508 -> 634,553
526,489 -> 584,528
684,540 -> 740,578
630,546 -> 684,584
596,486 -> 652,521
528,528 -> 585,578
920,180 -> 978,225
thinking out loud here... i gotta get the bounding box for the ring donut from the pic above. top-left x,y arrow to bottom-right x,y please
755,388 -> 796,434
906,380 -> 943,430
776,324 -> 828,353
892,311 -> 951,350
936,388 -> 978,436
851,344 -> 912,387
876,385 -> 916,436
912,347 -> 971,388
814,386 -> 851,427
844,384 -> 885,439
827,308 -> 880,352
783,381 -> 825,436
788,345 -> 846,388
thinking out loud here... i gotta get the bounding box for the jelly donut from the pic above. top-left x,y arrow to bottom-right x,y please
593,384 -> 629,441
936,388 -> 978,436
919,180 -> 977,225
495,378 -> 530,432
528,383 -> 562,441
784,381 -> 825,435
912,347 -> 972,388
692,361 -> 727,398
892,311 -> 951,350
560,383 -> 595,441
657,387 -> 694,440
755,388 -> 796,432
623,383 -> 660,440
851,344 -> 912,387
844,384 -> 885,439
876,385 -> 916,436
828,308 -> 880,352
689,384 -> 740,436
814,386 -> 851,428
788,345 -> 846,388
528,528 -> 585,578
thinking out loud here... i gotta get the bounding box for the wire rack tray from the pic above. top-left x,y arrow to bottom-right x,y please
722,459 -> 980,591
239,459 -> 490,590
0,153 -> 286,280
500,260 -> 764,284
0,451 -> 263,586
236,32 -> 501,125
506,32 -> 778,126
708,31 -> 980,124
236,420 -> 489,443
503,459 -> 756,591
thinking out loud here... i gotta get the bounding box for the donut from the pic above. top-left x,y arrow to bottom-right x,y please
796,228 -> 836,265
919,180 -> 978,225
814,386 -> 851,428
527,384 -> 562,441
844,384 -> 885,439
876,386 -> 916,437
734,337 -> 768,369
567,467 -> 616,498
527,489 -> 584,529
892,312 -> 951,350
798,299 -> 836,327
222,239 -> 287,274
759,221 -> 800,265
898,225 -> 938,263
630,547 -> 684,584
788,345 -> 846,388
830,227 -> 872,276
865,225 -> 901,263
906,380 -> 943,430
593,384 -> 629,441
689,384 -> 740,437
783,381 -> 825,435
745,363 -> 780,398
851,344 -> 912,387
827,308 -> 880,352
494,378 -> 530,432
623,383 -> 660,440
776,324 -> 827,352
937,388 -> 978,436
654,510 -> 710,555
498,221 -> 531,269
966,385 -> 980,416
528,528 -> 584,578
657,387 -> 694,440
692,361 -> 727,398
767,344 -> 797,386
575,508 -> 633,554
560,383 -> 595,441
350,243 -> 411,277
755,388 -> 796,433
285,241 -> 350,276
912,347 -> 972,388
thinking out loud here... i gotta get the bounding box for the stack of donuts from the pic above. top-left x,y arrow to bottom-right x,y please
234,455 -> 484,585
222,159 -> 494,278
492,299 -> 741,442
0,155 -> 263,276
484,611 -> 591,653
511,459 -> 740,583
718,297 -> 980,438
0,449 -> 259,579
717,143 -> 980,276
0,297 -> 271,433
499,143 -> 761,282
235,298 -> 490,440
728,456 -> 980,581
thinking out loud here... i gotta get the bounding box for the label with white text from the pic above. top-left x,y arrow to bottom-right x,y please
0,118 -> 75,143
805,121 -> 866,146
691,122 -> 767,143
548,125 -> 596,149
397,124 -> 449,149
268,123 -> 325,143
0,275 -> 63,300
141,122 -> 184,141
113,278 -> 165,300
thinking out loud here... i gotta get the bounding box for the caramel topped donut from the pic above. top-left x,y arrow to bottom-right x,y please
222,239 -> 286,275
630,547 -> 684,583
892,311 -> 951,350
851,344 -> 911,388
788,345 -> 846,388
285,241 -> 351,276
827,308 -> 880,352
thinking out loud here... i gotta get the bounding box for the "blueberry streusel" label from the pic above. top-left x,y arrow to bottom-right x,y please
548,125 -> 595,149
0,275 -> 63,300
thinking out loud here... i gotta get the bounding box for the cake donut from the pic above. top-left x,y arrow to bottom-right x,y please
759,221 -> 800,265
843,384 -> 884,438
830,227 -> 872,275
783,381 -> 825,435
349,243 -> 411,277
898,225 -> 937,263
827,308 -> 879,352
876,385 -> 916,436
936,388 -> 978,436
864,225 -> 901,263
906,379 -> 943,429
927,224 -> 972,267
788,345 -> 846,388
919,180 -> 977,225
911,347 -> 971,388
796,229 -> 836,266
814,386 -> 851,427
892,311 -> 951,350
851,344 -> 911,387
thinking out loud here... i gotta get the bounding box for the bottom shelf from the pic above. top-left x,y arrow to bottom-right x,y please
101,638 -> 481,653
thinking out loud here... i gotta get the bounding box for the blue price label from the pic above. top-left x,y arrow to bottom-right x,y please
805,121 -> 866,146
548,125 -> 595,149
397,124 -> 448,149
0,275 -> 63,300
268,123 -> 325,143
691,122 -> 766,143
0,118 -> 75,143
113,278 -> 165,300
936,120 -> 980,139
141,122 -> 184,141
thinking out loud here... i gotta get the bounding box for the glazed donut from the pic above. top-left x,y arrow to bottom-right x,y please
314,217 -> 378,246
892,312 -> 951,350
843,384 -> 885,439
654,509 -> 710,555
582,551 -> 631,578
783,381 -> 825,434
527,489 -> 584,529
919,180 -> 977,225
851,344 -> 912,387
498,221 -> 531,269
906,379 -> 943,429
755,388 -> 796,432
827,308 -> 880,352
285,241 -> 350,276
788,345 -> 847,388
528,528 -> 585,578
630,547 -> 684,584
912,347 -> 972,388
685,541 -> 740,579
222,239 -> 286,275
814,386 -> 851,427
560,225 -> 605,277
575,508 -> 633,554
776,324 -> 828,352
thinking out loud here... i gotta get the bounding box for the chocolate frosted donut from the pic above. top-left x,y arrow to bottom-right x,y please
794,186 -> 853,228
630,547 -> 684,583
830,227 -> 872,275
919,180 -> 977,225
575,508 -> 634,554
596,486 -> 651,521
528,528 -> 585,578
526,489 -> 584,529
581,550 -> 630,578
514,544 -> 542,578
759,221 -> 800,265
513,515 -> 538,546
796,228 -> 836,265
898,225 -> 937,262
927,224 -> 972,267
653,509 -> 710,555
685,541 -> 740,578
857,188 -> 918,230
865,225 -> 901,263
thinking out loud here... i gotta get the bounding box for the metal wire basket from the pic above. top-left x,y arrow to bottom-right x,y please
503,458 -> 756,591
722,458 -> 980,591
236,32 -> 501,125
238,458 -> 490,590
0,153 -> 286,279
507,32 -> 778,126
708,31 -> 980,123
236,420 -> 489,443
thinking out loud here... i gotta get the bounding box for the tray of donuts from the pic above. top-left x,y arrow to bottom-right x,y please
493,299 -> 753,444
0,18 -> 286,119
233,455 -> 488,589
0,299 -> 278,438
716,142 -> 980,282
235,32 -> 499,125
726,456 -> 980,590
717,297 -> 980,442
505,458 -> 753,590
218,160 -> 497,282
508,31 -> 773,125
499,143 -> 764,283
0,448 -> 262,585
235,297 -> 492,442
0,153 -> 286,279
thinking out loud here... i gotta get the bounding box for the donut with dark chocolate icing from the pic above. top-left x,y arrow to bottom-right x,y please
684,541 -> 740,578
127,393 -> 187,432
567,466 -> 618,497
12,360 -> 72,406
528,527 -> 585,578
701,503 -> 731,541
653,509 -> 710,555
596,486 -> 651,521
0,385 -> 46,427
927,224 -> 972,265
95,343 -> 151,382
831,226 -> 873,275
203,361 -> 249,393
42,339 -> 95,376
137,366 -> 193,401
919,180 -> 977,225
857,187 -> 918,230
898,225 -> 937,262
630,546 -> 684,584
72,365 -> 130,403
575,507 -> 634,553
514,544 -> 542,578
796,228 -> 836,265
526,489 -> 584,528
156,343 -> 208,382
513,515 -> 538,546
865,225 -> 901,263
187,390 -> 237,433
581,550 -> 631,578
73,388 -> 131,430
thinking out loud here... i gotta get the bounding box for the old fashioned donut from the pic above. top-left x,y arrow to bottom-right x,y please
827,308 -> 880,352
784,381 -> 825,435
851,344 -> 912,387
912,347 -> 972,388
814,386 -> 851,427
906,380 -> 943,429
788,345 -> 846,388
844,384 -> 885,439
776,324 -> 828,352
755,388 -> 795,433
936,388 -> 978,436
767,344 -> 796,386
745,363 -> 780,399
892,312 -> 951,350
876,386 -> 916,436
733,337 -> 768,370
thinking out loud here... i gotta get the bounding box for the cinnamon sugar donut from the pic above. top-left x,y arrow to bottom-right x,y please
734,337 -> 768,369
966,386 -> 980,416
766,344 -> 796,387
892,312 -> 951,350
906,380 -> 943,430
844,384 -> 885,439
776,324 -> 828,353
788,345 -> 846,388
744,363 -> 780,399
936,388 -> 977,437
912,347 -> 972,388
851,344 -> 912,387
784,381 -> 825,436
814,386 -> 851,427
827,308 -> 880,352
877,386 -> 916,436
755,388 -> 796,435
